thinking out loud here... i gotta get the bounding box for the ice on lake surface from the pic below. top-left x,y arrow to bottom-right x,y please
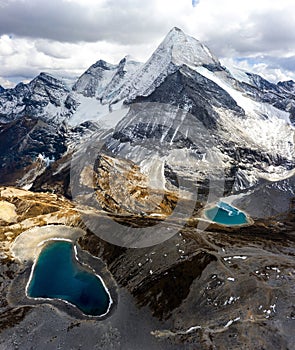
205,201 -> 249,226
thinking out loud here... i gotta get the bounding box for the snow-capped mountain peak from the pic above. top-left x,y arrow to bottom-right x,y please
32,72 -> 68,87
0,71 -> 70,124
100,56 -> 142,104
72,55 -> 142,104
117,27 -> 221,102
0,27 -> 295,196
28,72 -> 70,104
278,80 -> 295,94
72,59 -> 118,98
163,26 -> 220,67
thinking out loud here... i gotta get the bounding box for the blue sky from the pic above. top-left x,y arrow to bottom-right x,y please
0,0 -> 294,87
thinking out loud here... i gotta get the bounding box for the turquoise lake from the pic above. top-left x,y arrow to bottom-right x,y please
27,240 -> 111,316
205,201 -> 249,226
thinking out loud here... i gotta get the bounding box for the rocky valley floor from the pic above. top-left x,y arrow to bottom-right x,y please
0,186 -> 294,349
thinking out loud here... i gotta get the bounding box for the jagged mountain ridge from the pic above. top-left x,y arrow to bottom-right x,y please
115,27 -> 221,103
0,27 -> 294,127
0,72 -> 71,124
0,27 -> 294,201
72,56 -> 142,104
0,56 -> 143,126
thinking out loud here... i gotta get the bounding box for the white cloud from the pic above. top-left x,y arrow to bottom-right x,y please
221,57 -> 295,83
0,34 -> 157,85
0,76 -> 15,88
187,0 -> 295,55
0,0 -> 295,86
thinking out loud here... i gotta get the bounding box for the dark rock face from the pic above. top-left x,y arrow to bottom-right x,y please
278,80 -> 295,93
233,174 -> 295,219
132,66 -> 244,129
64,94 -> 79,112
132,251 -> 217,320
0,116 -> 67,185
31,156 -> 72,197
246,72 -> 281,93
237,75 -> 295,126
0,73 -> 71,124
72,60 -> 117,98
29,73 -> 69,106
202,63 -> 225,72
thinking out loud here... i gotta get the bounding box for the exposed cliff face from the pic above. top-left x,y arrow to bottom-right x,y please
119,27 -> 221,104
80,154 -> 178,216
0,116 -> 67,186
73,57 -> 142,104
0,187 -> 78,257
0,73 -> 71,124
72,60 -> 118,98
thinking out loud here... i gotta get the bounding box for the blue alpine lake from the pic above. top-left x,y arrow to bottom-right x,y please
27,240 -> 111,316
205,201 -> 249,226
